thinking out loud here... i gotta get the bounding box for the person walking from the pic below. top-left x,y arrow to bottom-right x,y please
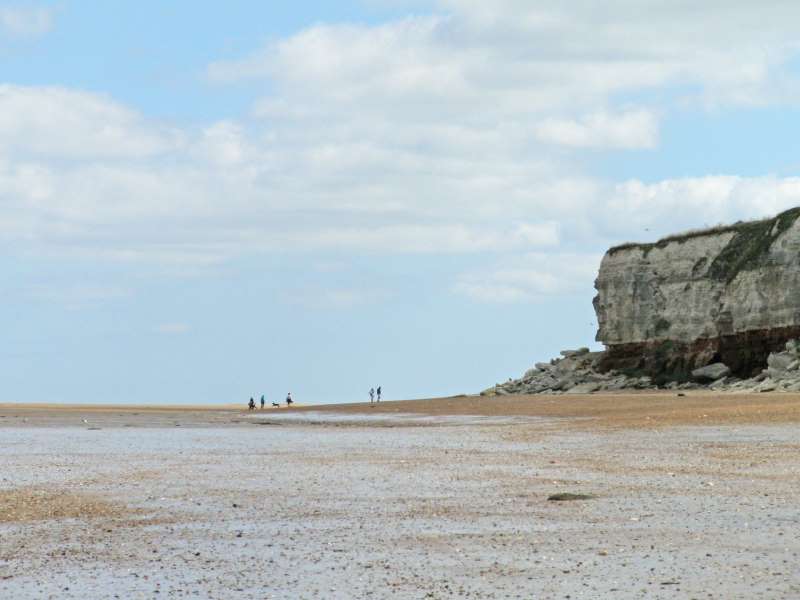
286,392 -> 293,406
369,387 -> 375,403
260,395 -> 265,410
248,397 -> 255,411
377,386 -> 381,402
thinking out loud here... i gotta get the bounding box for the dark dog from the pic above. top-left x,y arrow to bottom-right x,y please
272,402 -> 280,408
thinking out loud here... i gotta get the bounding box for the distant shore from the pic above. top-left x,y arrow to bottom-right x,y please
3,390 -> 800,429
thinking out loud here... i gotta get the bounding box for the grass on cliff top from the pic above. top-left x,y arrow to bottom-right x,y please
706,208 -> 800,282
608,206 -> 800,259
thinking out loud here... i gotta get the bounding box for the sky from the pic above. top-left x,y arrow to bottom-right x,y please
3,1 -> 800,405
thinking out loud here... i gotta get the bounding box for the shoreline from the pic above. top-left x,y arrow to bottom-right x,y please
2,390 -> 800,429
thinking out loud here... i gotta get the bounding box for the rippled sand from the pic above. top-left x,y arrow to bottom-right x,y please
2,395 -> 800,598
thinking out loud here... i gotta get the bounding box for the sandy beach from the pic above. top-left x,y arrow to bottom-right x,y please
2,393 -> 800,598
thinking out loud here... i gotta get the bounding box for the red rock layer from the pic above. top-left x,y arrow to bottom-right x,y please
598,325 -> 800,380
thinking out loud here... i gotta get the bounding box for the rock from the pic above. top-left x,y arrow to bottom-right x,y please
551,378 -> 575,392
566,382 -> 601,394
560,348 -> 590,358
484,342 -> 749,396
547,493 -> 596,502
523,368 -> 540,380
556,359 -> 581,373
691,363 -> 731,382
768,352 -> 795,372
756,380 -> 777,393
709,377 -> 730,390
604,378 -> 628,391
786,339 -> 800,355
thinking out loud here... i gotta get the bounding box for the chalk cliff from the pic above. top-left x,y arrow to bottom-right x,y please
594,207 -> 800,379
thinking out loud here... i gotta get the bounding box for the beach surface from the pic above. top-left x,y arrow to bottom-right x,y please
2,393 -> 800,598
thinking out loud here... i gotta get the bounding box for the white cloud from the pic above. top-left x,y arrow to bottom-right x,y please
211,2 -> 800,114
0,85 -> 180,159
534,110 -> 659,149
273,222 -> 559,254
4,3 -> 800,289
0,6 -> 53,37
455,253 -> 603,303
197,120 -> 253,166
601,176 -> 800,242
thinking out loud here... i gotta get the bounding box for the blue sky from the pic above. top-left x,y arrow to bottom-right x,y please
2,2 -> 416,120
3,1 -> 800,405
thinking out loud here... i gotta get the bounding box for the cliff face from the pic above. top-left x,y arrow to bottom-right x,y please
594,207 -> 800,379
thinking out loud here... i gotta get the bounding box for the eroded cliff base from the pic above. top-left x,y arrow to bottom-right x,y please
598,325 -> 800,382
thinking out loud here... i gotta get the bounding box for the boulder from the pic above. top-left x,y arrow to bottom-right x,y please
691,363 -> 731,382
768,352 -> 795,372
566,382 -> 601,394
709,377 -> 730,390
756,380 -> 777,393
555,359 -> 581,373
523,368 -> 540,380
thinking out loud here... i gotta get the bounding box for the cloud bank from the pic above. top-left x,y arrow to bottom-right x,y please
4,2 -> 800,300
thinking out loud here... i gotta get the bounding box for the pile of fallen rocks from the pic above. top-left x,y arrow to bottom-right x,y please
707,339 -> 800,393
481,340 -> 800,396
481,347 -> 673,396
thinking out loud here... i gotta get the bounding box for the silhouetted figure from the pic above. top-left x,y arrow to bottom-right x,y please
286,393 -> 293,407
248,397 -> 255,411
260,395 -> 265,410
377,386 -> 382,402
369,387 -> 375,403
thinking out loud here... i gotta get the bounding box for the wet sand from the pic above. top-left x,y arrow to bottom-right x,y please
2,393 -> 800,598
288,391 -> 800,428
